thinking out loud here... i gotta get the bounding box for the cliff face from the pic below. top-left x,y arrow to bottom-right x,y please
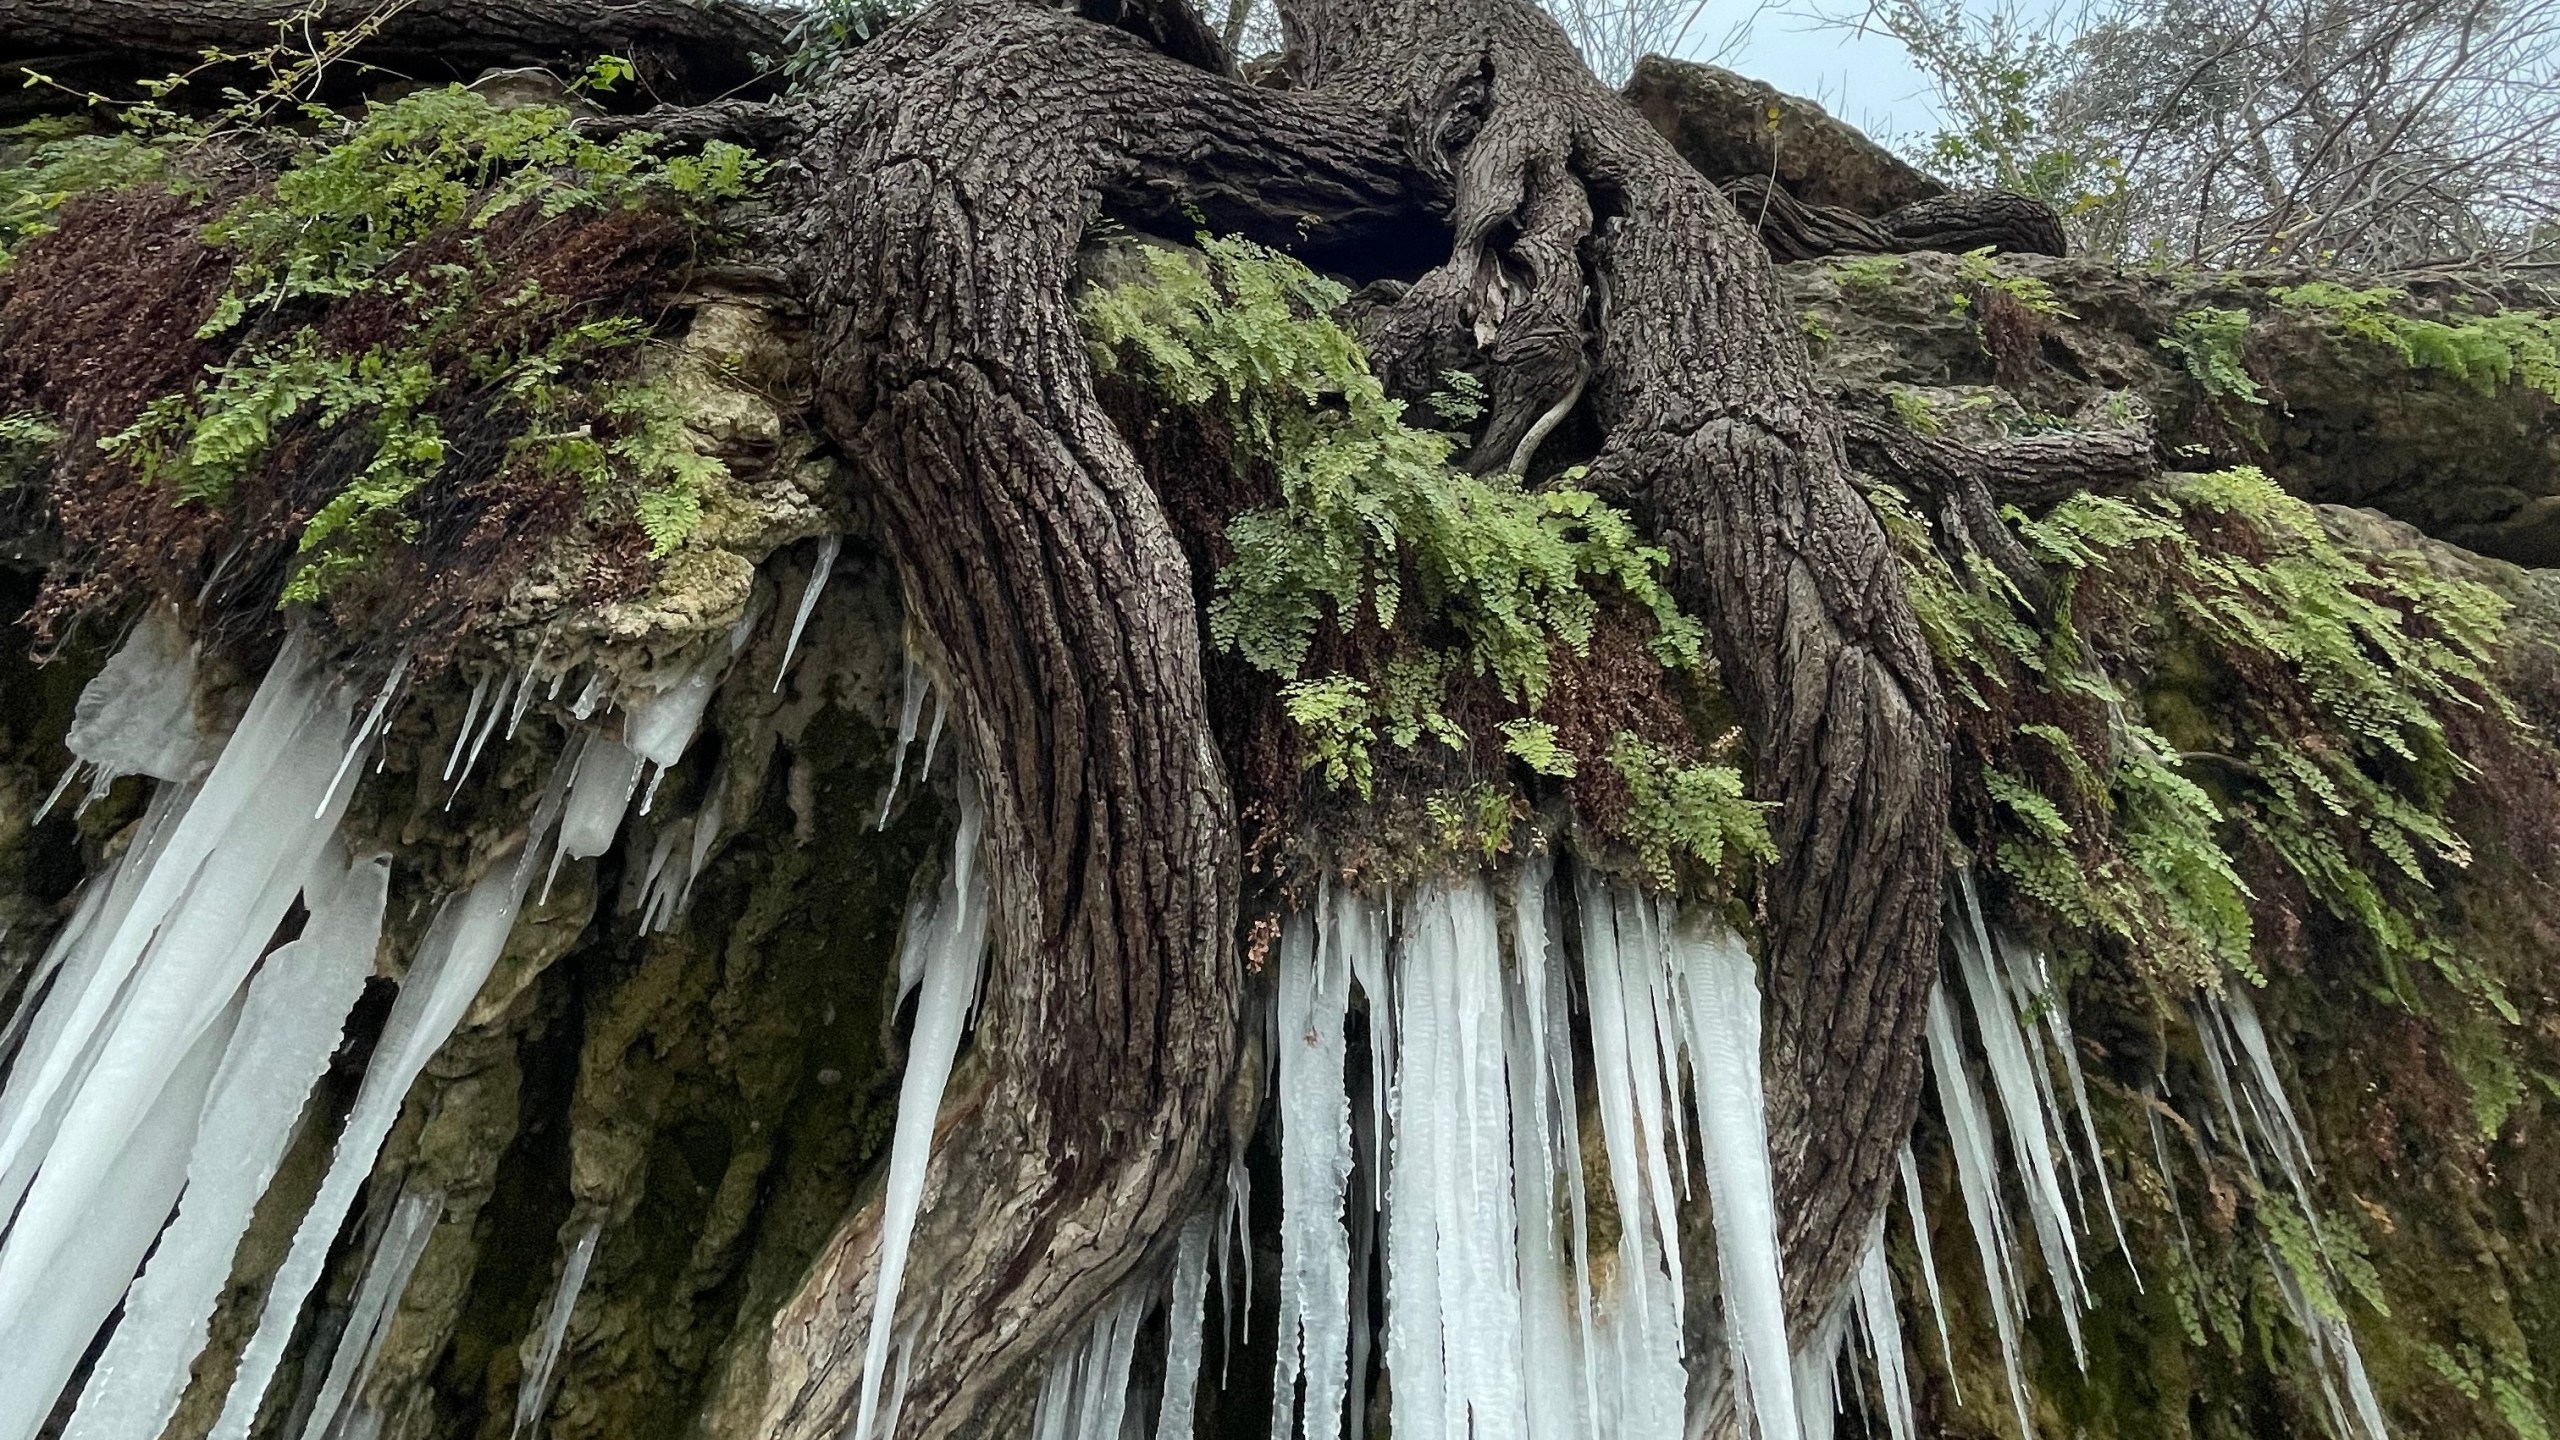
3,90 -> 2560,1440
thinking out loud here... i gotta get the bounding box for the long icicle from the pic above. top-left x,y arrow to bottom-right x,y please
297,1186 -> 446,1440
1948,911 -> 2089,1368
1670,910 -> 1801,1440
65,847 -> 391,1440
1157,1213 -> 1215,1440
510,1218 -> 605,1440
1895,1144 -> 1960,1396
1925,983 -> 2037,1440
210,766 -> 567,1440
846,776 -> 990,1440
1852,1218 -> 1917,1440
1271,897 -> 1354,1440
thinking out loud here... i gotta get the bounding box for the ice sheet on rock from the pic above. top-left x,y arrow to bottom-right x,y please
1669,911 -> 1799,1440
509,1218 -> 603,1440
1157,1212 -> 1215,1440
847,777 -> 990,1440
774,533 -> 841,693
1947,913 -> 2088,1368
213,782 -> 562,1440
300,1186 -> 443,1440
66,603 -> 200,784
1925,983 -> 2036,1440
0,989 -> 238,1440
1895,1145 -> 1958,1392
66,848 -> 389,1440
1271,902 -> 1353,1440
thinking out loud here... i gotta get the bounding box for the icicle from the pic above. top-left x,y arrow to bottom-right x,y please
1895,1145 -> 1958,1393
318,648 -> 411,820
876,663 -> 930,829
510,1219 -> 603,1440
211,783 -> 562,1440
2147,1093 -> 2198,1267
0,991 -> 239,1440
507,658 -> 543,739
65,848 -> 390,1440
1984,917 -> 2141,1289
1575,871 -> 1684,1313
0,638 -> 359,1440
1669,913 -> 1800,1440
1219,1144 -> 1254,1383
1572,874 -> 1686,1440
1030,1286 -> 1148,1440
1271,901 -> 1354,1440
1504,861 -> 1587,1440
673,770 -> 728,923
554,736 -> 643,877
1384,880 -> 1529,1440
846,778 -> 991,1440
1852,1220 -> 1916,1440
64,602 -> 200,785
1948,916 -> 2088,1368
1157,1213 -> 1214,1440
774,533 -> 841,692
919,692 -> 946,779
569,671 -> 604,719
1925,984 -> 2036,1440
447,673 -> 514,807
443,675 -> 491,782
299,1187 -> 444,1440
1789,1305 -> 1847,1440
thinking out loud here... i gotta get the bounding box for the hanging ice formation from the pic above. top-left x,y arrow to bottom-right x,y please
511,1218 -> 606,1440
0,632 -> 371,1440
1924,982 -> 2039,1440
1944,905 -> 2091,1370
2191,989 -> 2389,1439
298,1185 -> 447,1440
775,532 -> 842,692
1271,896 -> 1355,1440
1175,860 -> 1815,1440
845,775 -> 992,1440
63,846 -> 391,1440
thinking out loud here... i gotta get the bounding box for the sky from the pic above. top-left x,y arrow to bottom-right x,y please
1687,3 -> 1947,149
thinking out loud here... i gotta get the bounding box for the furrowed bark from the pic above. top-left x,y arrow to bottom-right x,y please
758,7 -> 1426,1436
1285,0 -> 1951,1325
0,0 -> 789,113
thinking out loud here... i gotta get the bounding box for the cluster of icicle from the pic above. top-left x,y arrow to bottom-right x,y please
852,857 -> 1925,1440
0,589 -> 786,1440
1918,874 -> 2388,1440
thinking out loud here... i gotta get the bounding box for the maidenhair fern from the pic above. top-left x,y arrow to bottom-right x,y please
1877,463 -> 2511,997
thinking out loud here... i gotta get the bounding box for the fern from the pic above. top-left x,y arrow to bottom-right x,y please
2159,307 -> 2265,406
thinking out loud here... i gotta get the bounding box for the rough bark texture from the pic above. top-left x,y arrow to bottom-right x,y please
1727,173 -> 2073,261
0,0 -> 788,112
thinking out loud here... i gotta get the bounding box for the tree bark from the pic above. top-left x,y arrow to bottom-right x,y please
0,0 -> 789,112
